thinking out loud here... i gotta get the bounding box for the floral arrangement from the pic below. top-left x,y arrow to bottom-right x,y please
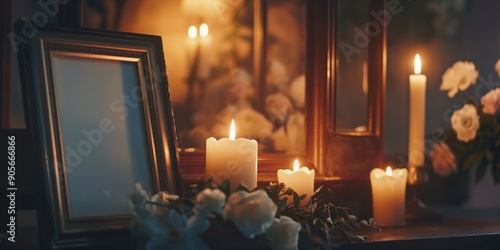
430,61 -> 500,185
129,180 -> 380,250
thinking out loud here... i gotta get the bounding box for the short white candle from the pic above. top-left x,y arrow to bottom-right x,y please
206,119 -> 257,190
408,54 -> 426,167
277,159 -> 315,206
370,166 -> 408,227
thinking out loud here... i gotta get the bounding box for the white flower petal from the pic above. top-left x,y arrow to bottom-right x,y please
224,190 -> 277,238
440,61 -> 478,98
266,216 -> 301,250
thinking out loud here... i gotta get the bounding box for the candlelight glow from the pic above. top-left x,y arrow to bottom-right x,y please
188,25 -> 197,39
386,166 -> 393,176
199,23 -> 209,37
229,119 -> 235,140
293,159 -> 300,171
414,54 -> 421,74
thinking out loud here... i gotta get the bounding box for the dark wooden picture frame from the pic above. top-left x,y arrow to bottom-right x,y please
16,23 -> 182,249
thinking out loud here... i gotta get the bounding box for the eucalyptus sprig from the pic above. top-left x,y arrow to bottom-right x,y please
261,182 -> 381,246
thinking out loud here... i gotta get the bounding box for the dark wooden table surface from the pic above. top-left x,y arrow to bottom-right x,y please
13,207 -> 500,250
335,206 -> 500,250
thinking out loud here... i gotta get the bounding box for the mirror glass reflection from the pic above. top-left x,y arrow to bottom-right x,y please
85,0 -> 306,153
335,0 -> 370,132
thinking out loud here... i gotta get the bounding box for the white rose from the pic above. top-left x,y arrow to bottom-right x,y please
223,190 -> 277,238
440,61 -> 479,97
194,188 -> 226,217
265,216 -> 301,250
451,104 -> 480,142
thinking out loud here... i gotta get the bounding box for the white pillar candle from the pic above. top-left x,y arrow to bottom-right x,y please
408,54 -> 426,167
277,159 -> 315,206
370,167 -> 408,227
206,119 -> 258,190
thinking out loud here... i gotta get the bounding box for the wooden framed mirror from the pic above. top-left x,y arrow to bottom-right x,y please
9,0 -> 387,189
154,0 -> 385,183
306,0 -> 386,180
179,0 -> 386,182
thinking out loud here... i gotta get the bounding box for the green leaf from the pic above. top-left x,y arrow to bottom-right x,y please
234,183 -> 250,193
279,198 -> 288,210
475,157 -> 490,184
300,194 -> 308,202
310,186 -> 323,199
328,204 -> 338,221
313,204 -> 325,218
218,180 -> 231,197
195,177 -> 208,193
461,151 -> 485,171
205,178 -> 214,190
314,219 -> 327,240
270,184 -> 281,200
491,161 -> 500,185
312,188 -> 332,203
293,192 -> 301,208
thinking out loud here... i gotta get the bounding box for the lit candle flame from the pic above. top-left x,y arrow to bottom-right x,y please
199,23 -> 209,37
386,166 -> 393,176
414,54 -> 421,74
229,119 -> 235,140
188,25 -> 197,39
293,159 -> 300,171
